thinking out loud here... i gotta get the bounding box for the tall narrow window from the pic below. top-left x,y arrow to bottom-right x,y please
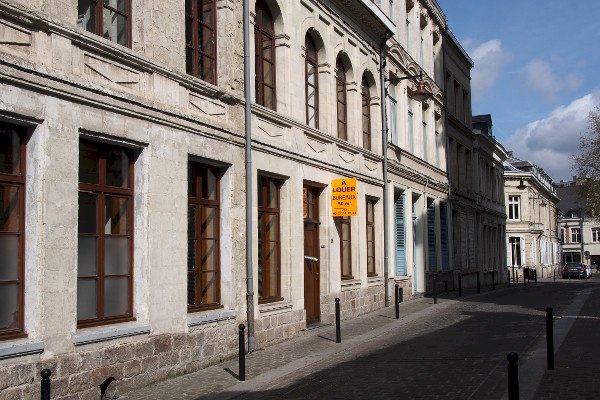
305,35 -> 319,128
508,195 -> 520,220
422,120 -> 428,162
508,237 -> 522,266
188,162 -> 221,311
258,176 -> 281,302
185,0 -> 217,84
388,0 -> 394,21
77,0 -> 131,47
571,228 -> 581,243
592,228 -> 600,243
366,198 -> 376,277
78,140 -> 134,327
0,124 -> 26,339
389,85 -> 398,145
407,99 -> 414,153
336,56 -> 347,140
255,1 -> 276,110
339,217 -> 352,279
361,76 -> 372,150
427,200 -> 436,272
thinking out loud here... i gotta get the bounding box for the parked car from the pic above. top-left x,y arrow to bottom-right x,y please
562,262 -> 591,279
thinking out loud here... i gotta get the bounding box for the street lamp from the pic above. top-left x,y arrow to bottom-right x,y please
380,68 -> 433,307
517,177 -> 527,190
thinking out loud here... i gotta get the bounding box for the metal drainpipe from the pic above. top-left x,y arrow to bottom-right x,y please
442,30 -> 453,273
380,35 -> 391,307
580,207 -> 584,263
243,0 -> 255,353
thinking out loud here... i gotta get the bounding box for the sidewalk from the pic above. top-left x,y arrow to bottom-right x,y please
119,288 -> 473,400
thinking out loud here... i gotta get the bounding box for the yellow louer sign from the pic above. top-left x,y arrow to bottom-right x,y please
331,178 -> 358,217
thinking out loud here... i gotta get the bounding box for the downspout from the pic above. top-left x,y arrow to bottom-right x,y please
243,0 -> 255,353
441,30 -> 453,279
380,34 -> 391,307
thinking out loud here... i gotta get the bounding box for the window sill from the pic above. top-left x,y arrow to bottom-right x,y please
368,276 -> 384,287
341,279 -> 361,291
258,300 -> 293,316
0,339 -> 44,360
187,310 -> 236,328
73,322 -> 150,346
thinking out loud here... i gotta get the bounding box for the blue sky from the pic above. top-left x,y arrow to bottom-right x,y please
437,0 -> 600,182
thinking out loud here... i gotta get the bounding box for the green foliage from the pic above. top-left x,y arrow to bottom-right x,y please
574,106 -> 600,216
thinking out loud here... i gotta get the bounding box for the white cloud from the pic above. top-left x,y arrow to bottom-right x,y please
523,59 -> 583,101
463,39 -> 512,99
505,90 -> 600,181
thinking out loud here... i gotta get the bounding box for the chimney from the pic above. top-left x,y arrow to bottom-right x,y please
573,175 -> 577,181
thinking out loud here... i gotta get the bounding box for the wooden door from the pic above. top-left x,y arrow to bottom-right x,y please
303,186 -> 321,325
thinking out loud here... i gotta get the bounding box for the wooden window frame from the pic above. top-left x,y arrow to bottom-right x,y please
508,195 -> 520,220
361,77 -> 371,150
305,35 -> 319,129
366,198 -> 376,277
336,57 -> 347,140
79,0 -> 132,47
339,216 -> 353,280
77,140 -> 135,328
258,176 -> 282,303
185,0 -> 218,85
188,162 -> 222,312
255,0 -> 277,111
0,124 -> 26,340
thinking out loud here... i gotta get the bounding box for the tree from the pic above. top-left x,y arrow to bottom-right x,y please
573,106 -> 600,216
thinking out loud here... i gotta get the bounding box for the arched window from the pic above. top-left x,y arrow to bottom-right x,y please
361,75 -> 371,150
185,0 -> 217,84
305,35 -> 319,128
255,0 -> 276,110
336,56 -> 347,140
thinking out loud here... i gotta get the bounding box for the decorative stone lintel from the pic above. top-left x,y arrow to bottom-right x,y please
73,322 -> 150,346
0,339 -> 44,360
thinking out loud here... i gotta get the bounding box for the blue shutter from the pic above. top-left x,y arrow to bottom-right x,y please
427,201 -> 436,272
440,202 -> 449,270
394,194 -> 406,276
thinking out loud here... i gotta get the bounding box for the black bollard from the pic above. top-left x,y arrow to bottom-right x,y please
546,307 -> 554,370
394,284 -> 400,319
238,324 -> 246,381
335,298 -> 341,343
492,271 -> 496,291
508,269 -> 511,287
398,287 -> 403,303
553,269 -> 556,281
41,369 -> 51,400
476,272 -> 480,294
534,270 -> 538,286
433,275 -> 438,304
507,352 -> 519,400
458,272 -> 462,298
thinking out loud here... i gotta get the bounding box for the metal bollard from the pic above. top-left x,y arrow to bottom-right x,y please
546,307 -> 554,370
534,270 -> 538,286
492,271 -> 496,290
508,269 -> 511,287
458,272 -> 462,298
398,287 -> 403,303
476,272 -> 480,294
433,274 -> 438,304
335,298 -> 341,343
41,369 -> 51,400
553,269 -> 556,281
507,352 -> 519,400
238,324 -> 246,381
394,284 -> 400,319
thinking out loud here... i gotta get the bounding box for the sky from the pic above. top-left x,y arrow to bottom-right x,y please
436,0 -> 600,182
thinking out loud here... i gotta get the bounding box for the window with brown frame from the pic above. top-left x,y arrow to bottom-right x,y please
77,0 -> 131,47
0,124 -> 26,340
366,198 -> 376,277
361,75 -> 371,150
336,56 -> 347,140
78,140 -> 134,327
255,0 -> 276,110
339,216 -> 352,279
188,162 -> 221,311
305,34 -> 319,129
185,0 -> 217,85
257,176 -> 281,302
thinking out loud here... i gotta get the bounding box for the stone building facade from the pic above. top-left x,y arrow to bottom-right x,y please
443,31 -> 508,290
504,156 -> 560,280
0,0 -> 489,398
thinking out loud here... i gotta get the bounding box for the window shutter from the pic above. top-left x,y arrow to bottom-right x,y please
506,237 -> 512,267
427,201 -> 436,272
531,239 -> 537,266
520,236 -> 526,267
440,202 -> 449,271
394,194 -> 406,276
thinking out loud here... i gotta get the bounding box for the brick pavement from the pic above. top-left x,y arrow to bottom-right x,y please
119,277 -> 600,400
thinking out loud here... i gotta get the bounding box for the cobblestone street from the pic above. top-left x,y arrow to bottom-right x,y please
120,276 -> 600,400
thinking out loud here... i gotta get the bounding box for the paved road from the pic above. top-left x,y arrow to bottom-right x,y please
122,276 -> 600,400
